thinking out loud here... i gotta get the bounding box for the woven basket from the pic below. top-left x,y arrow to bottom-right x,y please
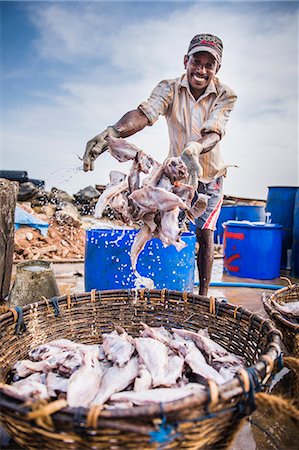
0,289 -> 282,450
262,282 -> 299,356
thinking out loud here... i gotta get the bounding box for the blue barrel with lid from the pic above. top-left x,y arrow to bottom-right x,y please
85,228 -> 196,292
266,186 -> 297,268
223,221 -> 282,279
291,188 -> 299,276
235,205 -> 265,222
214,205 -> 236,244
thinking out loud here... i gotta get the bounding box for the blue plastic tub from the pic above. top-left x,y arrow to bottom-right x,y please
235,205 -> 265,222
214,206 -> 236,244
266,186 -> 297,268
85,229 -> 196,292
291,188 -> 299,277
223,221 -> 282,279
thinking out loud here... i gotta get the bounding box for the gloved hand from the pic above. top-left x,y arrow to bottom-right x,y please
181,142 -> 204,189
82,126 -> 120,172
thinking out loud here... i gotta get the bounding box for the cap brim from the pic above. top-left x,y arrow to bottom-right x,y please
188,45 -> 221,63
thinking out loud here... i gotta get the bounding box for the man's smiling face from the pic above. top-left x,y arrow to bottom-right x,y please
184,51 -> 220,99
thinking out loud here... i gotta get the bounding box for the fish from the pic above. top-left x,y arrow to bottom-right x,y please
163,353 -> 185,386
130,224 -> 153,272
29,344 -> 66,362
94,179 -> 128,219
46,372 -> 68,397
3,373 -> 49,401
129,185 -> 189,214
172,328 -> 230,361
139,322 -> 172,344
187,194 -> 209,222
91,136 -> 209,273
104,401 -> 134,410
134,363 -> 152,391
159,207 -> 187,251
67,351 -> 103,408
91,356 -> 139,405
29,339 -> 103,360
219,366 -> 240,382
105,134 -> 139,162
110,383 -> 205,405
102,327 -> 135,367
13,352 -> 70,378
172,182 -> 195,207
171,334 -> 225,385
162,157 -> 189,183
134,337 -> 169,387
57,352 -> 83,377
272,300 -> 299,318
211,354 -> 245,368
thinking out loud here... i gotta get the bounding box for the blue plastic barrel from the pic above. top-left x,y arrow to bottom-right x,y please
223,221 -> 282,279
291,188 -> 299,277
214,206 -> 236,244
85,229 -> 196,292
235,205 -> 265,222
266,186 -> 297,269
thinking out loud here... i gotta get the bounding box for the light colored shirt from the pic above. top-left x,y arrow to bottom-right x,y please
138,74 -> 237,183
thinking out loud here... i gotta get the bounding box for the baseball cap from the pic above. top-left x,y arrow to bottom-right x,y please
187,34 -> 223,64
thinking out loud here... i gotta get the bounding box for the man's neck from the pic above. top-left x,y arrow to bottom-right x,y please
190,86 -> 207,100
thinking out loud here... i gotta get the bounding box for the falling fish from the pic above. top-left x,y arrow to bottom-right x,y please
93,135 -> 208,274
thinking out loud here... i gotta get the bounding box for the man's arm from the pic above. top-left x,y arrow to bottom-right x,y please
82,109 -> 149,171
197,131 -> 220,154
113,109 -> 149,138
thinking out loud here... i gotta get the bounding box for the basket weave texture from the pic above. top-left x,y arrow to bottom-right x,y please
263,283 -> 299,356
0,289 -> 281,450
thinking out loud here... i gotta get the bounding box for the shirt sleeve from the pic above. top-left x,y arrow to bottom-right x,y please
201,88 -> 237,138
138,80 -> 174,126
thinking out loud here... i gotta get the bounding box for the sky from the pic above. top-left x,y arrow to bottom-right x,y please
1,0 -> 298,200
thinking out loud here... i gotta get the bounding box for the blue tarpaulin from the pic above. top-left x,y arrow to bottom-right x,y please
14,206 -> 49,236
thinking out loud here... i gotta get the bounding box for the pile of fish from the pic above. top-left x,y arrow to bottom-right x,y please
94,134 -> 208,272
271,299 -> 299,323
1,323 -> 245,408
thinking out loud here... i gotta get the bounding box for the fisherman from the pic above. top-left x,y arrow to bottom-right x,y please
82,34 -> 237,296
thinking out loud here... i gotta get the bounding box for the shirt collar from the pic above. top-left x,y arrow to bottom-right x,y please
179,74 -> 217,101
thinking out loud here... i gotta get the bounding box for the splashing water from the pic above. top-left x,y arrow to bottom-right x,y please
110,228 -> 127,245
43,165 -> 83,187
133,271 -> 154,290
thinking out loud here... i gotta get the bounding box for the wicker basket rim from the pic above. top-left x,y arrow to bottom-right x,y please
270,282 -> 299,300
262,296 -> 299,331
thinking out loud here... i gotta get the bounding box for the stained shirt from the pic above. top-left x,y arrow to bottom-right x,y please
138,74 -> 237,183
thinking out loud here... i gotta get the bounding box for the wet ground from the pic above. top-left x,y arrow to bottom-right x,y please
3,258 -> 299,449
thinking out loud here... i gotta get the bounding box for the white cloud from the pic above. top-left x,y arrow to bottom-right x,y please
2,1 -> 298,199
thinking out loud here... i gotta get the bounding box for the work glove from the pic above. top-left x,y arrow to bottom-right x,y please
83,126 -> 120,172
181,142 -> 204,189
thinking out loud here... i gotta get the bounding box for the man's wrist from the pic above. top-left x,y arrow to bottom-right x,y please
107,125 -> 121,138
184,141 -> 203,156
